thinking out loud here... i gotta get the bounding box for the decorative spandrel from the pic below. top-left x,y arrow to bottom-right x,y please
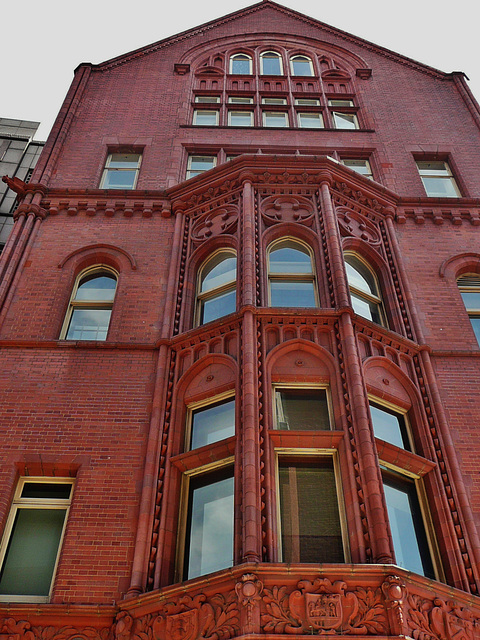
261,194 -> 315,227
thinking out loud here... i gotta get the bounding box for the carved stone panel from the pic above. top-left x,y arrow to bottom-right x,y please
261,194 -> 315,227
337,206 -> 381,245
190,205 -> 238,243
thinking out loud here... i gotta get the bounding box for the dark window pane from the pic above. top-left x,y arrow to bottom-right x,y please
279,459 -> 344,563
291,57 -> 313,76
21,483 -> 71,500
270,281 -> 316,307
276,389 -> 329,430
102,170 -> 137,189
262,54 -> 282,75
66,309 -> 112,341
200,289 -> 236,324
461,292 -> 480,309
185,468 -> 234,579
231,56 -> 251,74
0,508 -> 66,596
191,399 -> 235,449
383,475 -> 435,579
370,405 -> 410,450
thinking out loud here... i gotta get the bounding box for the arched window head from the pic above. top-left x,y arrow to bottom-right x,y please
345,254 -> 384,325
290,55 -> 314,77
62,267 -> 117,340
197,251 -> 237,325
457,273 -> 480,345
268,239 -> 317,308
229,53 -> 252,75
260,51 -> 283,76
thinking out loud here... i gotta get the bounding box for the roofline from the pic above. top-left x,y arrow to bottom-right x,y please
75,0 -> 450,80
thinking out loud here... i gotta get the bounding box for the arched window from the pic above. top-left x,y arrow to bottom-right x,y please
457,273 -> 480,345
260,51 -> 283,76
229,53 -> 252,75
62,267 -> 117,340
290,55 -> 314,76
197,251 -> 237,325
345,255 -> 384,325
268,239 -> 317,307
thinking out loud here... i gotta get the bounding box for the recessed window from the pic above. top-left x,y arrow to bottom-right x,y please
416,160 -> 460,198
228,111 -> 254,127
290,55 -> 314,76
370,403 -> 410,450
275,388 -> 330,430
189,398 -> 235,450
228,96 -> 254,104
193,109 -> 219,126
61,268 -> 117,341
0,478 -> 74,602
195,96 -> 220,103
260,51 -> 283,75
341,158 -> 373,178
268,239 -> 317,308
197,251 -> 237,325
294,98 -> 320,106
262,97 -> 287,105
186,155 -> 216,179
263,111 -> 289,128
100,153 -> 141,189
331,111 -> 358,129
230,53 -> 252,75
457,274 -> 480,344
183,466 -> 234,580
345,255 -> 384,325
278,458 -> 344,563
329,99 -> 355,107
297,112 -> 324,128
383,470 -> 436,579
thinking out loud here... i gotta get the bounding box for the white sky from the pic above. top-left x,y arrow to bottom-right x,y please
4,0 -> 479,141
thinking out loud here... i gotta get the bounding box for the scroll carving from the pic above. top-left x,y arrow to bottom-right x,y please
190,205 -> 238,243
261,577 -> 387,635
261,194 -> 314,227
408,595 -> 479,640
0,619 -> 111,640
337,206 -> 381,245
235,573 -> 264,632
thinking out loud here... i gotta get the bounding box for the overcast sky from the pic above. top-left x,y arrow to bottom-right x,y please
5,0 -> 479,141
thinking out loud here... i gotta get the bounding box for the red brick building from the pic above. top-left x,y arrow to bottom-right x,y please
1,1 -> 480,637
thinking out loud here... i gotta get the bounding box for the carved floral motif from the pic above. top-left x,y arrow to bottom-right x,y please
190,205 -> 238,243
261,194 -> 314,227
262,578 -> 387,635
0,619 -> 111,640
337,207 -> 381,245
408,595 -> 479,640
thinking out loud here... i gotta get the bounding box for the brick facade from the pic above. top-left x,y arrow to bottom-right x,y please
1,2 -> 480,637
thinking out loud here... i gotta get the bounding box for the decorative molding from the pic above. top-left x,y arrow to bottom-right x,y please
261,194 -> 315,227
337,206 -> 382,245
332,181 -> 389,218
0,619 -> 111,640
174,63 -> 190,75
57,243 -> 137,270
396,206 -> 480,226
47,198 -> 168,219
408,594 -> 479,640
190,204 -> 238,243
356,68 -> 373,79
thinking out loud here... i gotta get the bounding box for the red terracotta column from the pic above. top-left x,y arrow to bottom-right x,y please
240,178 -> 262,563
318,176 -> 393,565
127,208 -> 183,596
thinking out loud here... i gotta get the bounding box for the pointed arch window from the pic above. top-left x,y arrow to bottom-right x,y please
260,51 -> 283,76
290,55 -> 314,76
345,254 -> 384,325
229,53 -> 252,75
61,267 -> 117,340
268,239 -> 317,308
457,273 -> 480,345
197,251 -> 237,325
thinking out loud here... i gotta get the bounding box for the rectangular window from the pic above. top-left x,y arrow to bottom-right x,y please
189,398 -> 235,450
457,274 -> 480,345
228,96 -> 253,104
331,111 -> 359,129
0,478 -> 74,602
370,403 -> 410,450
416,160 -> 460,197
262,97 -> 287,105
341,159 -> 373,178
183,466 -> 234,580
195,96 -> 220,103
278,458 -> 344,563
186,155 -> 216,179
228,111 -> 254,127
193,110 -> 219,126
100,153 -> 141,189
297,112 -> 324,128
328,99 -> 355,107
263,111 -> 289,127
275,388 -> 330,431
382,470 -> 436,579
294,98 -> 320,106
